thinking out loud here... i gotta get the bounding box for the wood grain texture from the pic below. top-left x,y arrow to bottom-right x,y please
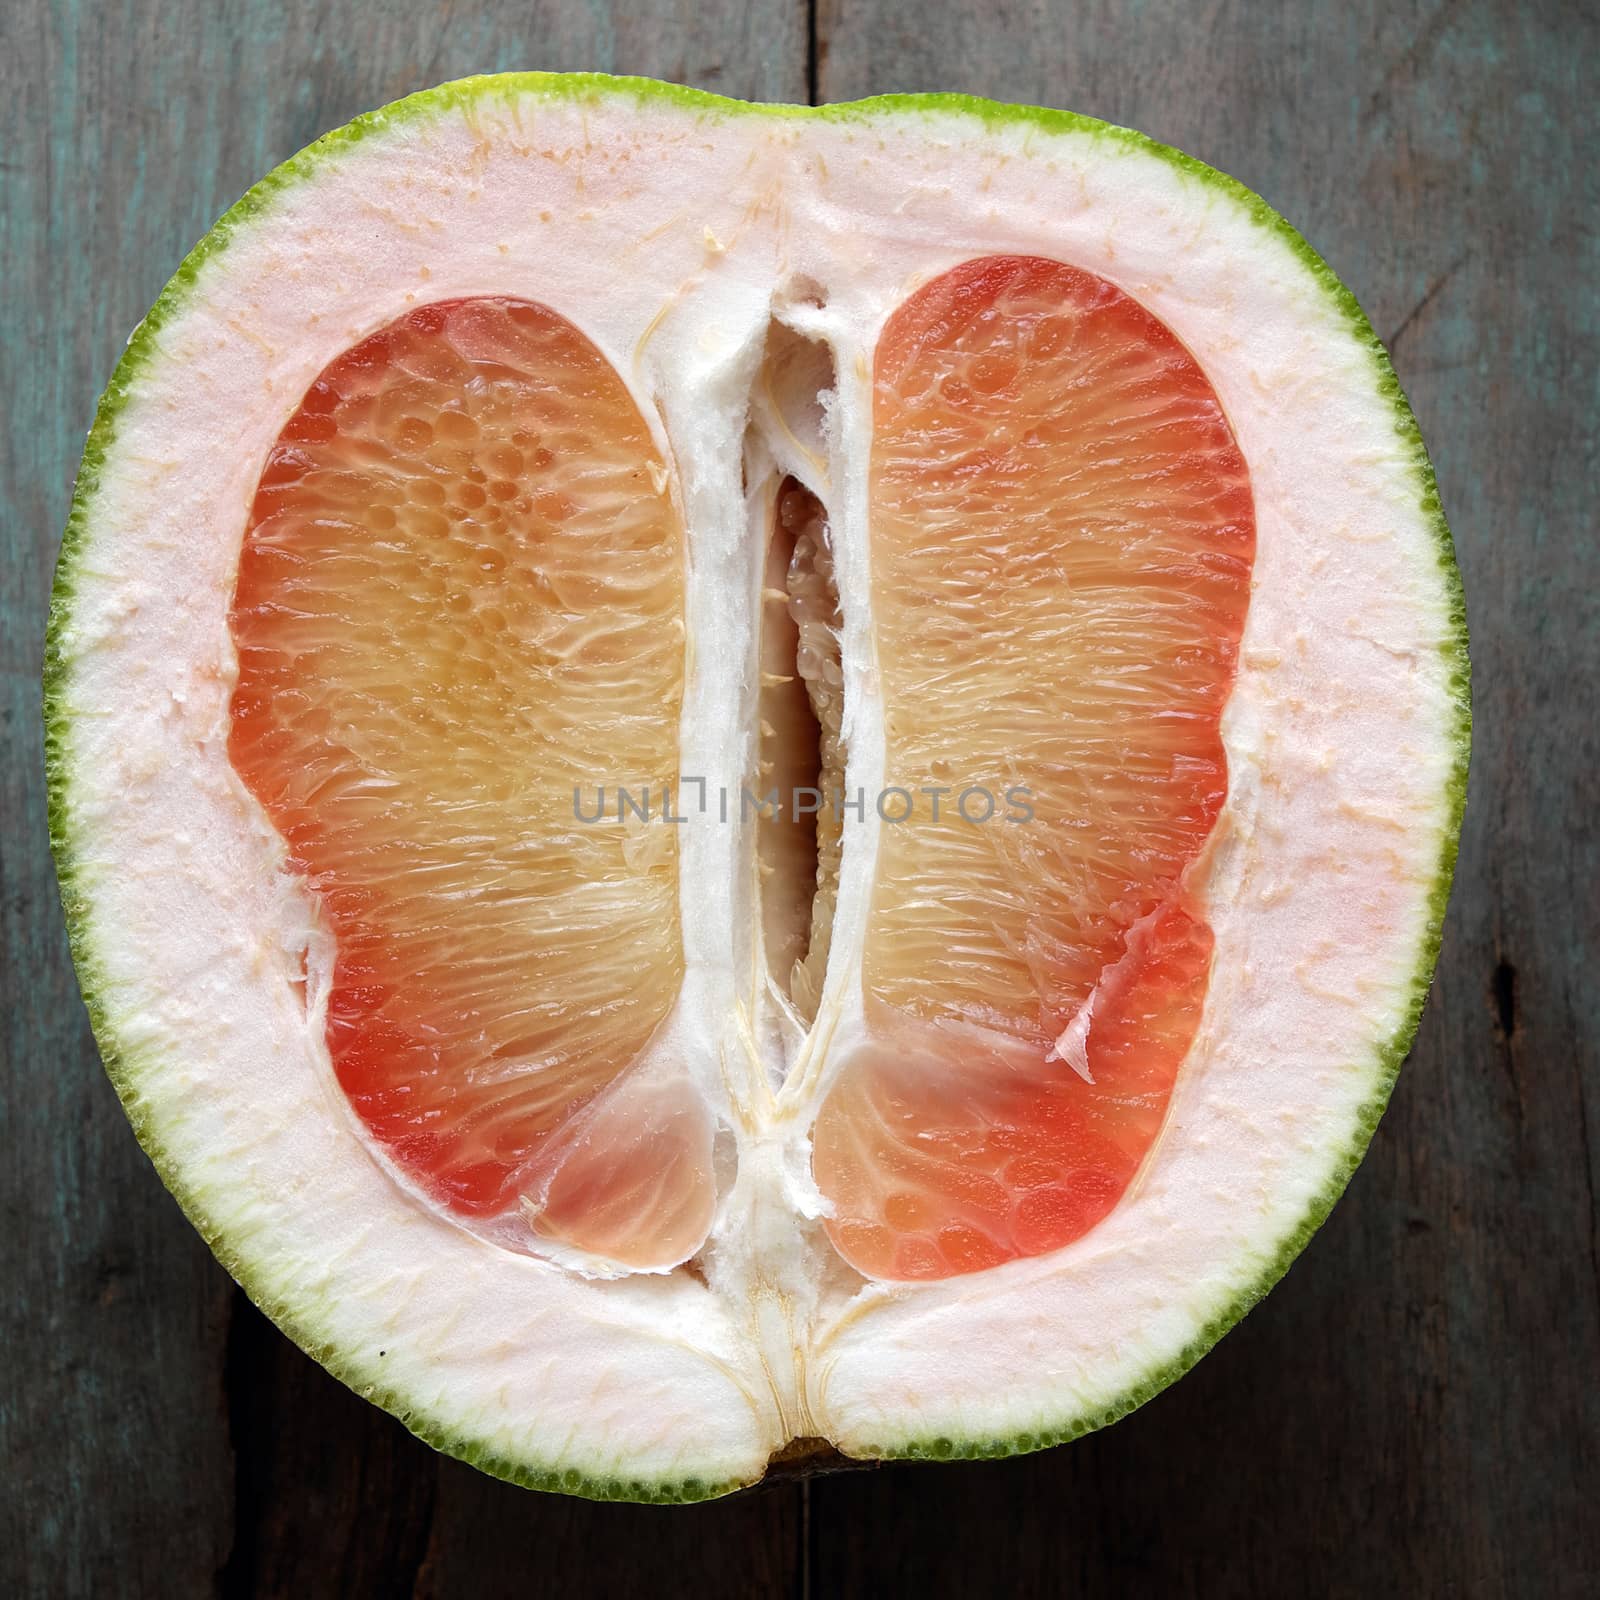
2,0 -> 1593,1595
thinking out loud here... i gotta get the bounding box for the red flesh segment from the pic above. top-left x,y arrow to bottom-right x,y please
228,298 -> 713,1268
813,256 -> 1255,1281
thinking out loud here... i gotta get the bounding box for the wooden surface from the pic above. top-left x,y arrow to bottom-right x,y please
2,1 -> 1595,1594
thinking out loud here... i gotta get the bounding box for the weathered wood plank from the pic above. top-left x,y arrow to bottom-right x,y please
0,3 -> 807,1596
811,0 -> 1598,1595
6,0 -> 1595,1594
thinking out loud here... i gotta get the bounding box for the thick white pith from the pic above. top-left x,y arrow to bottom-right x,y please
50,83 -> 1463,1492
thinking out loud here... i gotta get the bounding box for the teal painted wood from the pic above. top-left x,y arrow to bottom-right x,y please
3,0 -> 1594,1595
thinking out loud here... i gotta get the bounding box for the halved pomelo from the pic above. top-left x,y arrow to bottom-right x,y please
46,75 -> 1468,1501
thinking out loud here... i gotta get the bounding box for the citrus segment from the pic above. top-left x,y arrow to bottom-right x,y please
519,1070 -> 717,1270
815,256 -> 1255,1280
228,296 -> 711,1264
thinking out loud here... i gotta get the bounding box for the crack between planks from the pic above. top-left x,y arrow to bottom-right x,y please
1574,990 -> 1600,1327
217,1287 -> 267,1600
1490,956 -> 1525,1126
798,1475 -> 813,1600
806,0 -> 820,105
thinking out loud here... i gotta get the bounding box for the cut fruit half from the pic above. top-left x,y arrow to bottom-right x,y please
46,75 -> 1468,1501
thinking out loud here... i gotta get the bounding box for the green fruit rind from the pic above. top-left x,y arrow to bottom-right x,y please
45,71 -> 1470,1503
